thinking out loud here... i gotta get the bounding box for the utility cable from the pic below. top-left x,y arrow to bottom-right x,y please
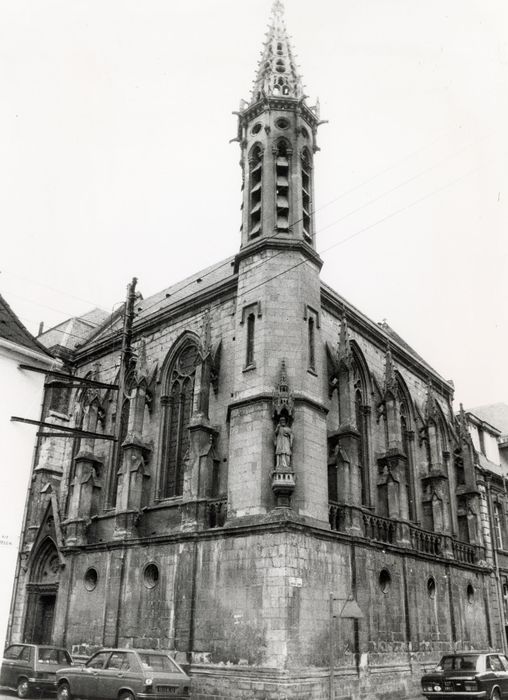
137,130 -> 490,322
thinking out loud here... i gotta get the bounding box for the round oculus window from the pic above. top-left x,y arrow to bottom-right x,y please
275,117 -> 290,130
144,563 -> 159,589
84,567 -> 98,591
251,123 -> 262,135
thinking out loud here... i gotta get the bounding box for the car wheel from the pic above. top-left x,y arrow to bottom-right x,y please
57,681 -> 73,700
118,692 -> 135,700
491,689 -> 501,700
16,678 -> 31,698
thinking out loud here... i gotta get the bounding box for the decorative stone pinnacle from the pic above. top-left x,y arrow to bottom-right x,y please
273,359 -> 294,422
200,308 -> 212,359
383,343 -> 397,396
424,376 -> 437,421
134,339 -> 149,383
337,311 -> 353,369
271,0 -> 285,16
458,403 -> 470,442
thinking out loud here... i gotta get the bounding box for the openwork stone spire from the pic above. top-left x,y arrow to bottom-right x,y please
251,0 -> 304,104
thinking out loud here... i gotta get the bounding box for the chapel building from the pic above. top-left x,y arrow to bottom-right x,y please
7,3 -> 502,699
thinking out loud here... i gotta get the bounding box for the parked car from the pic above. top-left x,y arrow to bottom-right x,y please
55,648 -> 190,700
421,652 -> 508,699
0,643 -> 73,698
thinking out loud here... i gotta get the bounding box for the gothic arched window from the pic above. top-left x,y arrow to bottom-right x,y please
160,343 -> 198,498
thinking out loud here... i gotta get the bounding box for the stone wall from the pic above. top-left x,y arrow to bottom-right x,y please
42,523 -> 494,699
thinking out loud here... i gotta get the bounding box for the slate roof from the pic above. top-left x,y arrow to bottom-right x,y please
74,254 -> 450,391
38,308 -> 109,353
80,257 -> 237,348
135,256 -> 236,324
0,293 -> 53,357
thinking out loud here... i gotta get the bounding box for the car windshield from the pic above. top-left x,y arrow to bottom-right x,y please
138,653 -> 181,673
438,655 -> 479,671
37,648 -> 71,665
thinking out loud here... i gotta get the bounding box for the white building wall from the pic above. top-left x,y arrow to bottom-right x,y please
484,431 -> 501,465
0,340 -> 54,648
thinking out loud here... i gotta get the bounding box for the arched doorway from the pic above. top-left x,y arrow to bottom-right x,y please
23,538 -> 60,644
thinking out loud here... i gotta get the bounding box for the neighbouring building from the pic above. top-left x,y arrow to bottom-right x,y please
37,307 -> 110,362
6,3 -> 503,699
469,404 -> 508,473
462,407 -> 508,649
0,293 -> 55,647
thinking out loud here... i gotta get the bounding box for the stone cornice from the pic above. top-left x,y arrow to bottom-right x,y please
240,97 -> 319,129
60,513 -> 490,574
227,391 -> 328,421
235,237 -> 323,272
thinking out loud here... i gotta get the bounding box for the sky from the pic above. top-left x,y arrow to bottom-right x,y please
1,0 -> 507,410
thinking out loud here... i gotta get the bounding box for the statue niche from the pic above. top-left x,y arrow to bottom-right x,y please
271,360 -> 296,507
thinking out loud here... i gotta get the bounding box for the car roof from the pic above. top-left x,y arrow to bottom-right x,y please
94,648 -> 171,653
442,652 -> 494,656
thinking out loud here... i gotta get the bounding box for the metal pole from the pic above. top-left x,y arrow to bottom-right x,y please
329,592 -> 334,700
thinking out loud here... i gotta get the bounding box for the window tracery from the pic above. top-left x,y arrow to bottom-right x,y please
160,342 -> 198,498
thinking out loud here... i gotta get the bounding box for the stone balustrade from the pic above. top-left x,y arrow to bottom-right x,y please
207,497 -> 227,529
328,501 -> 486,566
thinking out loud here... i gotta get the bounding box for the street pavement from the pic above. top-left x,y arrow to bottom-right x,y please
0,692 -> 54,700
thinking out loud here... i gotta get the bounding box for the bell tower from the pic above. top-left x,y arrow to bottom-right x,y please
228,1 -> 328,525
238,0 -> 320,247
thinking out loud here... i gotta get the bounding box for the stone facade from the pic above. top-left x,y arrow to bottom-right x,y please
7,3 -> 502,699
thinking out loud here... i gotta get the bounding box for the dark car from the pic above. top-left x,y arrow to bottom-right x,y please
421,652 -> 508,699
55,648 -> 190,700
0,643 -> 73,698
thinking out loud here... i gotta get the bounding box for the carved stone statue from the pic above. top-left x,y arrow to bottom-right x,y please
274,416 -> 293,471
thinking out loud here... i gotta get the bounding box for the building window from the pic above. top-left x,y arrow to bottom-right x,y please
249,145 -> 263,238
160,343 -> 197,498
246,313 -> 255,367
301,148 -> 312,241
275,140 -> 290,231
84,568 -> 98,591
308,317 -> 315,371
143,563 -> 159,589
495,502 -> 505,550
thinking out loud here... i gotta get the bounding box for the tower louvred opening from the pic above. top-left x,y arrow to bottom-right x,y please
249,146 -> 263,238
276,141 -> 290,231
301,148 -> 312,241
